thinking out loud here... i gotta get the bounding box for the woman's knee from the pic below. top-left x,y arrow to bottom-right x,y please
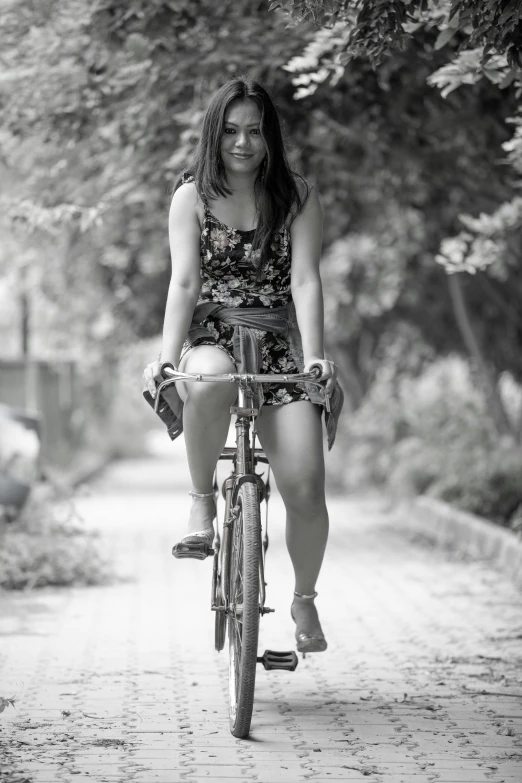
185,380 -> 236,411
179,346 -> 237,406
278,472 -> 327,517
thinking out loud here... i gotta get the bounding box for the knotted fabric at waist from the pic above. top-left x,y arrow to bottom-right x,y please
187,301 -> 292,379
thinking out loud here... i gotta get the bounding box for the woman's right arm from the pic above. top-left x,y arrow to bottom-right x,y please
160,183 -> 203,366
142,183 -> 202,398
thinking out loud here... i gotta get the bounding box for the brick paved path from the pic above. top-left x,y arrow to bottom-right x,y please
1,433 -> 521,783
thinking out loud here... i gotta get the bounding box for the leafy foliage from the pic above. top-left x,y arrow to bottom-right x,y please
274,0 -> 522,68
342,356 -> 522,526
1,0 -> 521,515
427,49 -> 513,97
0,0 -> 310,350
1,200 -> 105,236
279,0 -> 522,289
274,0 -> 421,66
322,206 -> 438,400
277,0 -> 522,421
503,112 -> 522,172
453,0 -> 522,67
436,197 -> 522,276
0,481 -> 113,590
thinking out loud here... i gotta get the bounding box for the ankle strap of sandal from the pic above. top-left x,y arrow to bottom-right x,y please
189,490 -> 215,498
294,590 -> 318,600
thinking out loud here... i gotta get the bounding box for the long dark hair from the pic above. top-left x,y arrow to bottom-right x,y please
173,78 -> 309,268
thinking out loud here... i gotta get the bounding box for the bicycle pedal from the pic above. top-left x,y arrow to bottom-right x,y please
257,650 -> 299,671
172,542 -> 214,560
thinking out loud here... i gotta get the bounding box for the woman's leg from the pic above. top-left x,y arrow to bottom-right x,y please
178,345 -> 237,534
256,400 -> 328,637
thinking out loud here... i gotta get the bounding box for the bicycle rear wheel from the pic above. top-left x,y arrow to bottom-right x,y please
214,486 -> 232,653
228,480 -> 261,738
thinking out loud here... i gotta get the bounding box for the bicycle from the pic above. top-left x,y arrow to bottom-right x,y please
153,364 -> 327,738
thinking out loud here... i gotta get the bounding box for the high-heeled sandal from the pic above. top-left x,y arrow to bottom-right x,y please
172,490 -> 216,560
291,591 -> 328,653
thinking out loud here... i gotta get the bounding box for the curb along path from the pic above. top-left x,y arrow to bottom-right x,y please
399,496 -> 522,591
1,437 -> 521,783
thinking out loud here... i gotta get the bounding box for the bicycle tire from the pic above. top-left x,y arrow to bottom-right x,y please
227,480 -> 261,738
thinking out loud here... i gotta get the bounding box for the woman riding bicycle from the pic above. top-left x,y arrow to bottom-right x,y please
143,77 -> 342,654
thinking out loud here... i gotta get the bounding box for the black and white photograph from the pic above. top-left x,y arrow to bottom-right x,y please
1,1 -> 521,781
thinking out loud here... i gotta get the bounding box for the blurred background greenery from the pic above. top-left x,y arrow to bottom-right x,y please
1,0 -> 521,540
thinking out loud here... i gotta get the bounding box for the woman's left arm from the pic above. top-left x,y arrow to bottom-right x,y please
290,184 -> 336,394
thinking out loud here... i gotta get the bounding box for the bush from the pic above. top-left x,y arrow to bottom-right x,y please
342,356 -> 522,528
0,480 -> 113,590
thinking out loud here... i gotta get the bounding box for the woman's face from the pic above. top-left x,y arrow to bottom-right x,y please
220,99 -> 266,178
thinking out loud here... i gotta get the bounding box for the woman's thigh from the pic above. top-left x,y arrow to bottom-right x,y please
256,400 -> 326,511
177,345 -> 237,405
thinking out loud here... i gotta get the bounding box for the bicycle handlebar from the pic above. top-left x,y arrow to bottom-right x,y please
152,364 -> 329,415
159,363 -> 325,388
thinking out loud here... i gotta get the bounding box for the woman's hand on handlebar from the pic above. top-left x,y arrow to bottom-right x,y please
303,357 -> 337,396
143,359 -> 174,399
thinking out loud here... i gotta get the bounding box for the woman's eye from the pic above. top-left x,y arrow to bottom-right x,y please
223,128 -> 260,134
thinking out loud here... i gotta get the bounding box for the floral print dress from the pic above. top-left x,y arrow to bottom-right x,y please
181,175 -> 310,406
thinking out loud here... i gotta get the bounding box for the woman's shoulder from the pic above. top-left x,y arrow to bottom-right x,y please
172,171 -> 198,198
286,174 -> 316,227
170,174 -> 205,227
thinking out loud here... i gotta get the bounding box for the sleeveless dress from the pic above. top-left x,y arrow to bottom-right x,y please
180,175 -> 310,407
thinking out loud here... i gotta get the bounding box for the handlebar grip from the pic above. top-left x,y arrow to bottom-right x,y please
160,362 -> 176,379
308,364 -> 323,380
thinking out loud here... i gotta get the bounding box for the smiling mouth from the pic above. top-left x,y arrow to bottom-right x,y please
231,153 -> 253,159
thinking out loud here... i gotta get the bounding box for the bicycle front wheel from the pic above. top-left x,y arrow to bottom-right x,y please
227,480 -> 261,738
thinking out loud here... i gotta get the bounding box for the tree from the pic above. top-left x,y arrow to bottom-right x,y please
0,0 -> 312,347
1,0 -> 521,441
273,0 -> 522,437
